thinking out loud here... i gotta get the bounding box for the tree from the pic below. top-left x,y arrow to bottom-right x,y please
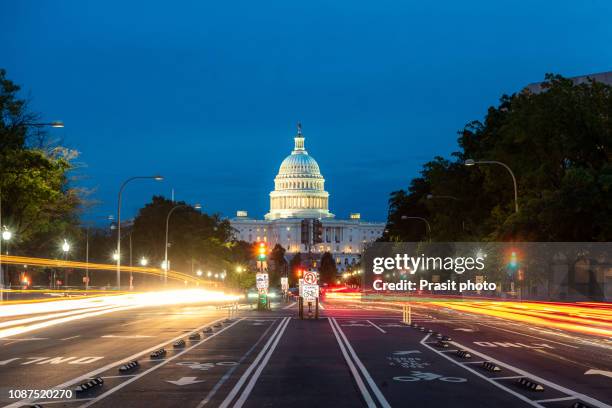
318,252 -> 337,284
384,74 -> 612,243
0,68 -> 82,261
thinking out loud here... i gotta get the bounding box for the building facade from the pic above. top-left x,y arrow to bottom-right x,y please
230,125 -> 385,271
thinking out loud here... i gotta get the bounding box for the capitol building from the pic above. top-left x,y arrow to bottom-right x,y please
231,125 -> 385,271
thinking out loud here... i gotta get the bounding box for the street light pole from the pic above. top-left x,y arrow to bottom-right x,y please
116,175 -> 163,290
465,159 -> 519,213
400,215 -> 432,242
164,203 -> 201,285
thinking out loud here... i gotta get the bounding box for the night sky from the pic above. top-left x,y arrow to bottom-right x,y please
3,1 -> 611,223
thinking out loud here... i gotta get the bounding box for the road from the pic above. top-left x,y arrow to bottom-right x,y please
0,297 -> 610,408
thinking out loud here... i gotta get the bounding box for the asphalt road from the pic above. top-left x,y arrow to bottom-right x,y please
1,299 -> 610,408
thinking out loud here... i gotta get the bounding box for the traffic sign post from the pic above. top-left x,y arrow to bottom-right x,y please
256,272 -> 269,311
298,279 -> 319,320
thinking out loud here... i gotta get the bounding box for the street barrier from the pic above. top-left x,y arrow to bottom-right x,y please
75,377 -> 104,393
173,339 -> 186,348
455,350 -> 472,359
118,360 -> 139,372
481,361 -> 501,372
516,377 -> 545,391
150,348 -> 166,358
189,332 -> 201,340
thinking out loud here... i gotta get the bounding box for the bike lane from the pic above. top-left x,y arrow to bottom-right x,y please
331,317 -> 537,408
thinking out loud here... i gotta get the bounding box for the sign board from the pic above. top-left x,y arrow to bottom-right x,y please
280,277 -> 288,291
302,284 -> 319,302
303,271 -> 318,285
298,279 -> 304,296
256,273 -> 269,289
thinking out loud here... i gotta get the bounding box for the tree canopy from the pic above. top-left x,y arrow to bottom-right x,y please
384,74 -> 612,242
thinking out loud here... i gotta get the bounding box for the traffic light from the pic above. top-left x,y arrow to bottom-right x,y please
301,219 -> 310,244
509,251 -> 518,268
257,242 -> 267,261
313,219 -> 323,244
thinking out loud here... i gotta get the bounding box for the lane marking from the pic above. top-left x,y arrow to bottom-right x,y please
420,333 -> 543,408
196,319 -> 276,407
329,317 -> 377,407
76,318 -> 245,408
331,318 -> 391,408
60,335 -> 81,341
218,318 -> 289,408
232,318 -> 291,408
3,314 -> 229,408
534,396 -> 577,403
282,302 -> 296,309
101,335 -> 153,339
491,375 -> 524,380
446,340 -> 611,408
366,320 -> 386,334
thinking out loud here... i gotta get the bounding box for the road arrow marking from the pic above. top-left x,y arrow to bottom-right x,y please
584,369 -> 612,378
453,328 -> 475,332
166,376 -> 205,386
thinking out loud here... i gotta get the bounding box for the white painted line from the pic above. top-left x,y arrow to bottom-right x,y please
60,335 -> 81,341
438,349 -> 459,353
100,375 -> 137,379
282,302 -> 296,309
76,318 -> 245,408
329,317 -> 377,408
420,333 -> 543,408
447,341 -> 611,408
462,361 -> 486,364
232,318 -> 291,408
3,315 -> 229,408
534,396 -> 577,403
476,322 -> 579,349
219,318 -> 289,408
366,320 -> 386,334
35,398 -> 93,405
332,318 -> 391,408
491,375 -> 524,380
197,320 -> 277,407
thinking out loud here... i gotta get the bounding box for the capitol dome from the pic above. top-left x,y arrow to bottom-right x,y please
265,124 -> 334,220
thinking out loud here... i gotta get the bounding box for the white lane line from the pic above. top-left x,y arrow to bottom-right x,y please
218,318 -> 289,408
534,396 -> 577,403
100,375 -> 137,379
60,335 -> 81,341
232,318 -> 291,408
331,318 -> 391,408
76,318 -> 245,408
196,320 -> 277,407
3,315 -> 229,408
420,333 -> 543,408
447,340 -> 611,408
476,322 -> 579,349
366,320 -> 386,334
328,318 -> 377,408
35,398 -> 93,405
282,302 -> 296,309
491,375 -> 524,380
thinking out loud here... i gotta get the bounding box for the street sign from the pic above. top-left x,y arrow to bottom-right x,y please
302,283 -> 319,302
298,278 -> 304,296
303,271 -> 318,285
281,277 -> 288,291
256,273 -> 269,289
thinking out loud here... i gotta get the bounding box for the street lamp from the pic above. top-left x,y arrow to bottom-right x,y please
164,202 -> 201,285
139,257 -> 148,266
112,251 -> 119,261
62,239 -> 70,288
464,159 -> 519,213
29,121 -> 64,128
207,271 -> 212,278
0,228 -> 12,300
196,270 -> 203,277
116,175 -> 164,290
236,266 -> 243,273
400,216 -> 432,242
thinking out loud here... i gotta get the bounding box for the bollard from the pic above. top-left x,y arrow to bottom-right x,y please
402,304 -> 411,325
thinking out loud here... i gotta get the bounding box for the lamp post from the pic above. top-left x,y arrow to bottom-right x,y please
464,159 -> 519,213
116,175 -> 163,290
0,228 -> 12,300
164,202 -> 201,285
400,215 -> 432,242
62,239 -> 70,288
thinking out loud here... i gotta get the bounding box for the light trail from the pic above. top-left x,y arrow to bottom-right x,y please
325,291 -> 612,338
0,289 -> 242,339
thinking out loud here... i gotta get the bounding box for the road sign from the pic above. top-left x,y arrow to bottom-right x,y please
256,273 -> 269,289
302,283 -> 319,302
303,271 -> 318,284
281,277 -> 288,291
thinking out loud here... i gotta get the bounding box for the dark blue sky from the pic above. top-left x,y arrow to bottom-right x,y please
3,1 -> 611,223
